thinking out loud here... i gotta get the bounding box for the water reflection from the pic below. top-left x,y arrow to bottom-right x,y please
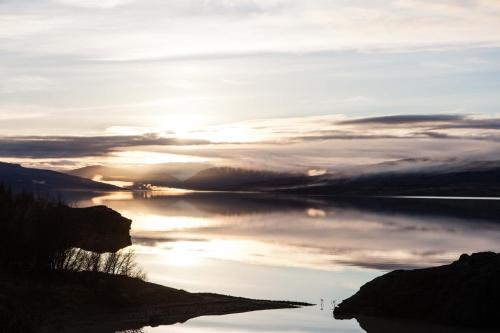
69,192 -> 500,333
82,192 -> 500,270
355,316 -> 496,333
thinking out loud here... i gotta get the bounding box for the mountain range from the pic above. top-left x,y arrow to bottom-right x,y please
0,162 -> 118,192
67,159 -> 500,197
68,165 -> 181,188
69,165 -> 305,191
283,160 -> 500,197
2,159 -> 500,197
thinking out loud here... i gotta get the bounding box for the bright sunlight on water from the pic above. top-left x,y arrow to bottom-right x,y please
71,191 -> 500,333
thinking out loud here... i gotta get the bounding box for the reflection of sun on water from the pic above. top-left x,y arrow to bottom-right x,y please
130,214 -> 213,232
91,191 -> 134,205
86,192 -> 500,272
132,240 -> 250,267
133,237 -> 345,271
138,187 -> 194,196
306,208 -> 327,217
168,240 -> 248,267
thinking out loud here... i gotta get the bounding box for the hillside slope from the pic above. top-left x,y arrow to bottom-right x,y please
0,162 -> 119,192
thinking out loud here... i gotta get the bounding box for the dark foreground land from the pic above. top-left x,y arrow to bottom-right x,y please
0,186 -> 309,332
334,252 -> 500,329
0,271 -> 308,333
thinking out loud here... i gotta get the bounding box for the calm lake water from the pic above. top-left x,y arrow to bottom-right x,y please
71,191 -> 500,333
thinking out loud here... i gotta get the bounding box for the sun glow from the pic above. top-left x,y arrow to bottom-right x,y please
91,174 -> 134,188
110,150 -> 210,165
91,192 -> 134,205
163,114 -> 207,135
129,214 -> 214,232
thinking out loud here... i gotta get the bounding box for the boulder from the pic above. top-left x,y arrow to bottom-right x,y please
56,205 -> 132,252
334,252 -> 500,329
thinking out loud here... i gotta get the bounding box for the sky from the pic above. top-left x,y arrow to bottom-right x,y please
1,0 -> 500,172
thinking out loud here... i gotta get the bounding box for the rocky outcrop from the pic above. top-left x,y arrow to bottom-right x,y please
334,252 -> 500,329
56,205 -> 132,252
0,187 -> 133,272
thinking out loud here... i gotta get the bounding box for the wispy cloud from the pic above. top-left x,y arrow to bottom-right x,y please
337,114 -> 466,126
0,75 -> 55,94
1,0 -> 500,61
1,0 -> 500,168
0,135 -> 208,158
52,0 -> 136,9
4,114 -> 500,171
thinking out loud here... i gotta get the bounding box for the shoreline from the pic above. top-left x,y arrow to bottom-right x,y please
1,271 -> 311,333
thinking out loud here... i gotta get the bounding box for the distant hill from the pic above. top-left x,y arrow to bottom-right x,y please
69,165 -> 180,188
68,165 -> 124,180
181,167 -> 303,190
69,165 -> 306,190
65,160 -> 500,196
286,161 -> 500,197
0,162 -> 119,192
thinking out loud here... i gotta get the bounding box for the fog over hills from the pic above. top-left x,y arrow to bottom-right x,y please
62,158 -> 500,197
284,159 -> 500,197
5,157 -> 500,196
69,165 -> 304,191
69,165 -> 181,188
182,167 -> 303,190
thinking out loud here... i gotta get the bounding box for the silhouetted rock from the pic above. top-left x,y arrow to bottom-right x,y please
334,252 -> 500,329
0,186 -> 131,272
55,205 -> 132,252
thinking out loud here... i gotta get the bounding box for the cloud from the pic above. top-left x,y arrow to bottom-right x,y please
2,0 -> 500,62
53,0 -> 135,8
152,114 -> 500,171
4,114 -> 500,171
0,135 -> 208,158
337,114 -> 500,132
434,119 -> 500,130
0,112 -> 44,121
1,40 -> 499,138
292,133 -> 401,142
413,131 -> 452,139
1,2 -> 499,173
337,114 -> 465,125
0,75 -> 55,94
0,14 -> 69,38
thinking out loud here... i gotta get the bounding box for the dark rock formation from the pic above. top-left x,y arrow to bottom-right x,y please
334,252 -> 500,329
0,186 -> 131,272
55,205 -> 132,252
